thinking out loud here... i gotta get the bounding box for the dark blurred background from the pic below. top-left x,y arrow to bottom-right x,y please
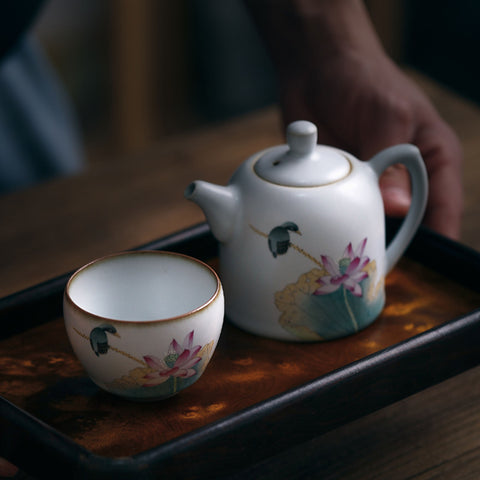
32,0 -> 480,166
404,0 -> 480,107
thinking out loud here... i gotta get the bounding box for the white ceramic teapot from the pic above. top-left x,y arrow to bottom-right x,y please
185,120 -> 428,341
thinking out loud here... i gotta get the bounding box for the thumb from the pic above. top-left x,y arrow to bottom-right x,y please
378,163 -> 412,218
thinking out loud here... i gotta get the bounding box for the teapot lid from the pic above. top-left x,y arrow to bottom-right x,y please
254,121 -> 351,186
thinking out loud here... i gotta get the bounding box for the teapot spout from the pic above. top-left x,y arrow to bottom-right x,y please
184,181 -> 239,243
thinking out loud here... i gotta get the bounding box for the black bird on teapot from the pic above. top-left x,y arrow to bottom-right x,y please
268,222 -> 302,258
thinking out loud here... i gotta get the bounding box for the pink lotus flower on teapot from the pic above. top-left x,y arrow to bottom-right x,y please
314,238 -> 370,298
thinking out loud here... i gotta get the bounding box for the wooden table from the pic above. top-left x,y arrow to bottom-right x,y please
1,71 -> 479,479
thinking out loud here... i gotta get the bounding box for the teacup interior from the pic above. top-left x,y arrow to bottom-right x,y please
67,252 -> 218,321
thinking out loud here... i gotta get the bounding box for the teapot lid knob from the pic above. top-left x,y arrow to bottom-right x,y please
253,120 -> 352,187
286,121 -> 317,156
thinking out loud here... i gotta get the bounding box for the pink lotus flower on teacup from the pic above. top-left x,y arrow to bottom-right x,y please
143,331 -> 202,386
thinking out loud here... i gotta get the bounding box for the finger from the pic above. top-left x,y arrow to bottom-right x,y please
0,458 -> 18,477
379,164 -> 411,218
278,77 -> 312,128
278,79 -> 342,146
415,122 -> 463,239
355,100 -> 416,218
356,94 -> 463,239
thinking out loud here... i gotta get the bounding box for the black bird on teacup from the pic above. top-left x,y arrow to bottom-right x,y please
89,324 -> 120,356
268,222 -> 302,258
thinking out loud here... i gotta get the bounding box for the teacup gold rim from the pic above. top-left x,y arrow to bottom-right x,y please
64,250 -> 222,325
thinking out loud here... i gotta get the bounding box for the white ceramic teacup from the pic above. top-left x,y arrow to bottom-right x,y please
63,251 -> 224,401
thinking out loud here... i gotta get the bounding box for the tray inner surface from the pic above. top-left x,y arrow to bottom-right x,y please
0,257 -> 479,458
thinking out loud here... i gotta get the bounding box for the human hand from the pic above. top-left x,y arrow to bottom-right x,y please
245,0 -> 463,239
279,51 -> 463,239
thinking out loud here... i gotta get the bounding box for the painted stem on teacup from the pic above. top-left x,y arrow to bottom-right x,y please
71,327 -> 215,398
73,326 -> 147,366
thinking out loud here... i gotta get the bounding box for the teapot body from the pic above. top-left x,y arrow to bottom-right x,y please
185,121 -> 428,342
219,152 -> 386,341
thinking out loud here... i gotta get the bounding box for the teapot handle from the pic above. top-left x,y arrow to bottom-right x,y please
369,144 -> 428,273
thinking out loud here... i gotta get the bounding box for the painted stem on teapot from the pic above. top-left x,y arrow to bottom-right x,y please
250,222 -> 383,341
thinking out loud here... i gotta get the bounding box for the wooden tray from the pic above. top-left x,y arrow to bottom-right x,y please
1,222 -> 479,479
